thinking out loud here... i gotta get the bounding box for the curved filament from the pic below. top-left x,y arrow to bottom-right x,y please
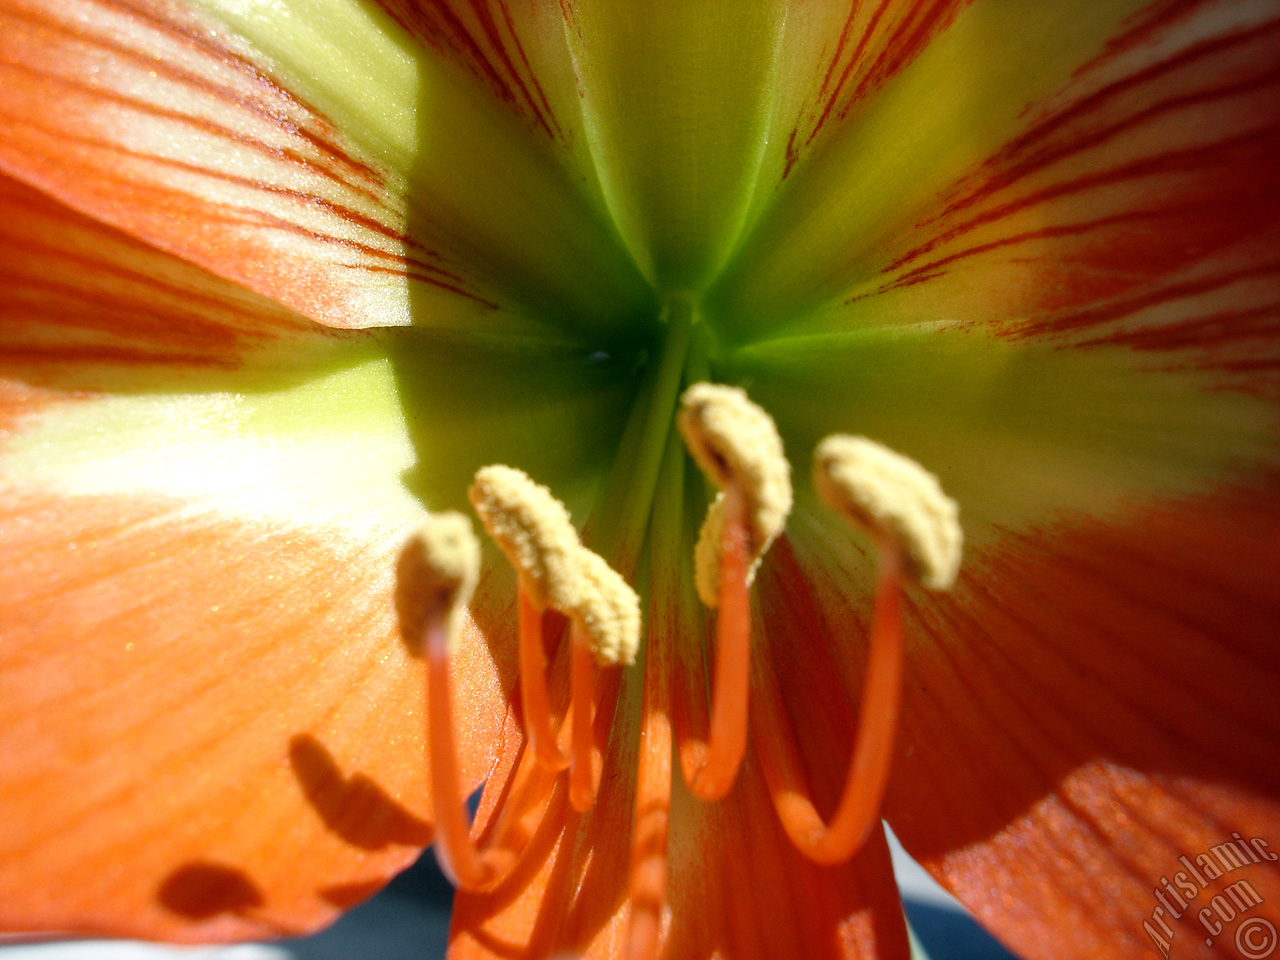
760,542 -> 906,864
679,488 -> 752,802
518,584 -> 570,772
425,618 -> 553,891
628,683 -> 672,960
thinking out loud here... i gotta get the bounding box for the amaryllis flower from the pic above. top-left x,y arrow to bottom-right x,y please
0,0 -> 1277,958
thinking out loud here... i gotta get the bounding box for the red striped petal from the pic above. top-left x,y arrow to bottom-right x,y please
0,170 -> 349,387
835,0 -> 1280,386
0,0 -> 461,329
0,0 -> 648,336
0,167 -> 532,939
720,0 -> 1280,351
371,0 -> 572,149
774,0 -> 973,181
791,482 -> 1280,960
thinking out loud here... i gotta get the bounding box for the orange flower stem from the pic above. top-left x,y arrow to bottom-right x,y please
568,620 -> 597,813
681,487 -> 751,802
767,541 -> 906,864
425,615 -> 558,892
518,583 -> 570,772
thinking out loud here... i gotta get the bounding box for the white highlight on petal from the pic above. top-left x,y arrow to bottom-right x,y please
215,0 -> 292,21
0,356 -> 424,537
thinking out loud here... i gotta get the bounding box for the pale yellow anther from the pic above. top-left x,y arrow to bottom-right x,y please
469,465 -> 582,613
813,435 -> 962,590
678,383 -> 793,607
692,495 -> 729,608
571,549 -> 642,667
402,512 -> 481,654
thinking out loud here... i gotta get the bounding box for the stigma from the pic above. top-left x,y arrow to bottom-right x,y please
401,384 -> 961,959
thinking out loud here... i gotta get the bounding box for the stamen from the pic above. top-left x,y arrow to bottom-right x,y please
763,437 -> 960,864
569,621 -> 596,813
628,678 -> 672,960
571,548 -> 642,668
470,465 -> 582,772
399,511 -> 479,656
469,464 -> 641,798
677,383 -> 793,802
622,424 -> 686,960
565,549 -> 641,812
679,383 -> 792,606
407,514 -> 554,891
628,431 -> 681,960
683,486 -> 752,801
760,540 -> 907,865
812,435 -> 961,590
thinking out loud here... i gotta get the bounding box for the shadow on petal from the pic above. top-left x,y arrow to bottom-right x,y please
156,862 -> 263,921
288,734 -> 432,851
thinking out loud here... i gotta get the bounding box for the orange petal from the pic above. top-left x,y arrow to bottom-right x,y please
0,0 -> 491,330
0,496 -> 352,937
0,488 -> 524,941
759,485 -> 1280,960
0,0 -> 651,338
0,171 -> 346,387
0,170 -> 523,940
780,481 -> 1280,960
844,0 -> 1280,364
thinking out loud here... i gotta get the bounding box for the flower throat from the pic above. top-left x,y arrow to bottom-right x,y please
401,339 -> 961,960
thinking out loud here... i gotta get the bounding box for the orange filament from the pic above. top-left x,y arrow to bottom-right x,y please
568,620 -> 598,812
425,607 -> 563,892
518,583 -> 570,772
679,487 -> 751,802
628,701 -> 672,960
762,541 -> 906,865
628,610 -> 673,960
429,559 -> 612,891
